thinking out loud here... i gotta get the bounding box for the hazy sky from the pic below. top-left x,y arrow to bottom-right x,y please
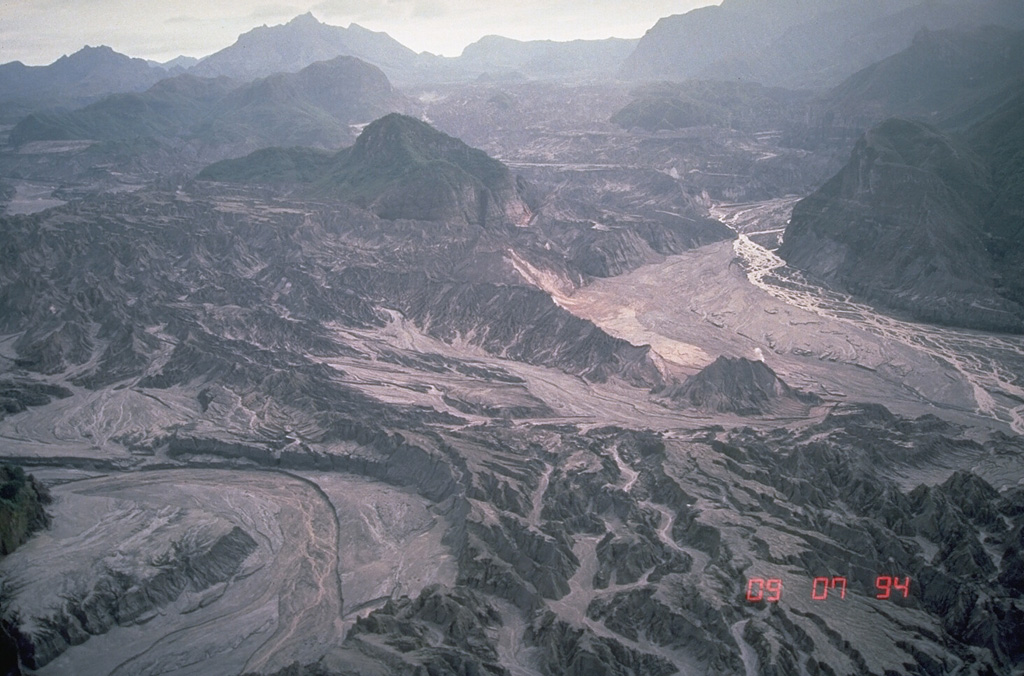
1,1 -> 720,65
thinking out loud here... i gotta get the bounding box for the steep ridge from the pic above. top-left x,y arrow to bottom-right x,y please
825,27 -> 1024,128
779,116 -> 1024,332
201,113 -> 532,226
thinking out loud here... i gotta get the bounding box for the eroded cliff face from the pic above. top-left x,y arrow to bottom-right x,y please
780,117 -> 1024,332
11,526 -> 257,669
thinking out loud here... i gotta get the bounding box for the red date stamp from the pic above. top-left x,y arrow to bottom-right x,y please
745,576 -> 910,602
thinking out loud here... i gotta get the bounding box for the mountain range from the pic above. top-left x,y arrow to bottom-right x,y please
9,56 -> 401,157
0,45 -> 168,122
825,26 -> 1024,128
189,12 -> 418,82
621,0 -> 1024,87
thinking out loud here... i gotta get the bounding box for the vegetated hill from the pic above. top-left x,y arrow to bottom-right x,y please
0,464 -> 50,556
456,35 -> 639,80
200,113 -> 532,226
660,356 -> 819,415
190,12 -> 416,83
620,0 -> 1024,88
825,27 -> 1024,128
9,57 -> 401,154
779,115 -> 1024,332
0,45 -> 167,122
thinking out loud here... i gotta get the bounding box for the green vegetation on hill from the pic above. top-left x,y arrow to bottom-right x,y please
0,464 -> 51,557
197,146 -> 335,184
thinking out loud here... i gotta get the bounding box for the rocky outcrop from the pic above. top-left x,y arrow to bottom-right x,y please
661,356 -> 819,415
0,381 -> 71,421
345,585 -> 504,673
201,113 -> 532,227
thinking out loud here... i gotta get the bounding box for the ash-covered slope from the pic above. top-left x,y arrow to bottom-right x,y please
2,161 -> 1023,676
662,356 -> 819,415
779,116 -> 1024,332
0,181 -> 658,399
190,12 -> 416,83
201,113 -> 532,226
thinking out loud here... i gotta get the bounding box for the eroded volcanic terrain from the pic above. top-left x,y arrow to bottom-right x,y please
1,12 -> 1024,676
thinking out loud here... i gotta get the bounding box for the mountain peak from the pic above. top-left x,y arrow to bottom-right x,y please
287,12 -> 322,27
351,113 -> 446,164
342,113 -> 527,223
61,45 -> 123,63
189,12 -> 415,81
200,113 -> 531,226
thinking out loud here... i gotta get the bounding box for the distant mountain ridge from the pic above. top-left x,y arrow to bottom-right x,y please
9,57 -> 401,156
189,12 -> 417,82
825,27 -> 1024,128
200,113 -> 532,227
621,0 -> 1024,88
455,35 -> 639,80
0,45 -> 166,121
188,13 -> 639,84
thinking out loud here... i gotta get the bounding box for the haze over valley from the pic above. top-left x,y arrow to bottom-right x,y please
1,2 -> 1024,675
